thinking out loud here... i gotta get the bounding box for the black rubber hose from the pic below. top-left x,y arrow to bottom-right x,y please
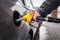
36,16 -> 60,23
48,17 -> 60,23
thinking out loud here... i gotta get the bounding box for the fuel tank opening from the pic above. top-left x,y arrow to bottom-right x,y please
13,10 -> 22,26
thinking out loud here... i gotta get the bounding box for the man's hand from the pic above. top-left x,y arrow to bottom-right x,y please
33,11 -> 40,22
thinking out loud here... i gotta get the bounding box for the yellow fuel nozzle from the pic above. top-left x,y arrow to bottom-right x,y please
22,11 -> 34,25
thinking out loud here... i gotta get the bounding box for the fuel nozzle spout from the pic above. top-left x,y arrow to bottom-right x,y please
16,11 -> 34,25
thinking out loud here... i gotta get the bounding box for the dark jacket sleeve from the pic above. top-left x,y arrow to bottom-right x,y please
38,0 -> 60,17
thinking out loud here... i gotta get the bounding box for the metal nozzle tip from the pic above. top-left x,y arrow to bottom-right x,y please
16,18 -> 23,21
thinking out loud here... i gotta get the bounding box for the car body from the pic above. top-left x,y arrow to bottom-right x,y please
0,0 -> 39,40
